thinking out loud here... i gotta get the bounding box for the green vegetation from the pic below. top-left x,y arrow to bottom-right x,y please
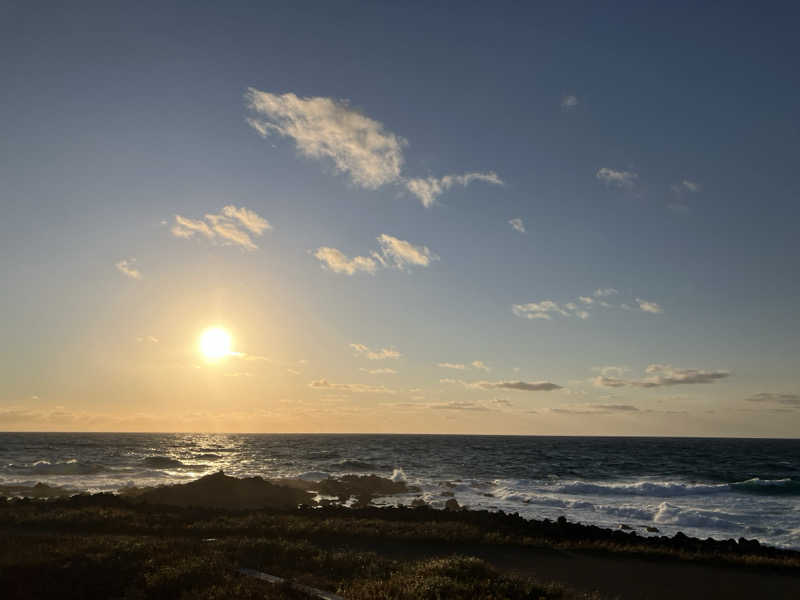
2,480 -> 799,598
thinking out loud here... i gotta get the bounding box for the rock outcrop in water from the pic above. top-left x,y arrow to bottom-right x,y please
317,474 -> 415,507
133,471 -> 313,510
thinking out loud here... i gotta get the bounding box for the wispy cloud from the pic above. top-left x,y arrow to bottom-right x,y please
246,89 -> 405,188
508,218 -> 526,233
314,234 -> 437,275
405,172 -> 503,208
745,393 -> 800,407
171,205 -> 272,250
672,180 -> 700,193
596,168 -> 637,189
313,247 -> 378,275
360,368 -> 398,375
561,95 -> 579,110
442,379 -> 562,392
246,89 -> 501,207
429,400 -> 492,411
593,364 -> 730,388
471,360 -> 490,372
514,289 -> 661,321
308,378 -> 395,394
512,301 -> 570,320
437,362 -> 466,370
635,298 -> 663,314
594,288 -> 618,298
115,258 -> 142,280
551,403 -> 639,415
350,343 -> 402,360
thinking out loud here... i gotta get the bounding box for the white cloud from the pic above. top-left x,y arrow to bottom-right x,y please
579,296 -> 593,304
561,95 -> 579,109
115,258 -> 142,280
315,234 -> 437,275
308,379 -> 395,394
136,336 -> 159,343
377,234 -> 437,269
437,362 -> 466,370
471,360 -> 490,371
246,88 -> 501,207
512,300 -> 569,320
171,205 -> 272,250
508,218 -> 526,233
672,180 -> 700,194
350,343 -> 402,360
635,298 -> 663,314
360,368 -> 398,375
596,168 -> 637,188
246,89 -> 405,188
593,364 -> 730,388
406,172 -> 503,207
594,288 -> 619,298
313,247 -> 378,275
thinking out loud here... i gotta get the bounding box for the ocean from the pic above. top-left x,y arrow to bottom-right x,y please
1,433 -> 799,549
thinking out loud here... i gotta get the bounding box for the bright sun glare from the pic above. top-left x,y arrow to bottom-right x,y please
199,327 -> 232,361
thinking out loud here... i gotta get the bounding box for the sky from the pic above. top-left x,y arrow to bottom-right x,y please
1,1 -> 799,435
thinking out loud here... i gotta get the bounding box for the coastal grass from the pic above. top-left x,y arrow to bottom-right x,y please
0,530 -> 583,599
2,497 -> 799,573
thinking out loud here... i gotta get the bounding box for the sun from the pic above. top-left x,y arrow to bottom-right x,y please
199,327 -> 232,362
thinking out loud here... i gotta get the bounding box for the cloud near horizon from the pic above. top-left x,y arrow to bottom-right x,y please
246,88 -> 502,206
308,378 -> 395,394
442,379 -> 562,392
171,205 -> 272,250
745,392 -> 800,407
593,364 -> 730,388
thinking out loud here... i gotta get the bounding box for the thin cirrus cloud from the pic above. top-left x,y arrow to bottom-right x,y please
672,179 -> 700,193
350,343 -> 402,360
115,258 -> 142,280
314,234 -> 437,275
593,364 -> 730,388
561,95 -> 579,109
513,288 -> 660,321
442,379 -> 562,392
436,361 -> 489,371
596,167 -> 638,188
745,393 -> 800,407
308,379 -> 395,394
171,205 -> 272,250
245,88 -> 503,207
508,217 -> 526,233
551,404 -> 639,415
405,172 -> 503,208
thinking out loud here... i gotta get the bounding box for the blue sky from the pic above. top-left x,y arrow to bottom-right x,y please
1,1 -> 799,434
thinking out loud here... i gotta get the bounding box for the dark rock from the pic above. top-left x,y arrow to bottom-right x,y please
444,498 -> 461,511
137,471 -> 313,510
646,526 -> 660,533
317,474 -> 409,507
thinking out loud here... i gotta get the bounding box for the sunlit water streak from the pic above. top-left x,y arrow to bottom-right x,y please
1,433 -> 798,549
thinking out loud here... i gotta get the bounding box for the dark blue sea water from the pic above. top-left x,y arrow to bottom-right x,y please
1,433 -> 798,548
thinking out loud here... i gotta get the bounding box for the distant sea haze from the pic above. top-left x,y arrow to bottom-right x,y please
1,433 -> 798,549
